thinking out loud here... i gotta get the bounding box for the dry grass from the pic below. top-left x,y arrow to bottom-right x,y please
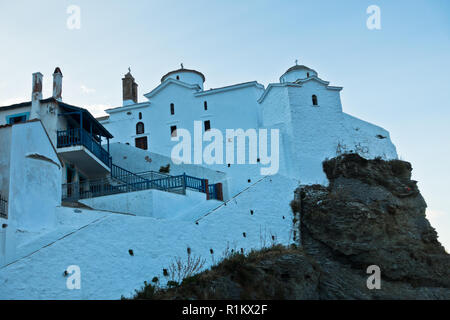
130,244 -> 302,299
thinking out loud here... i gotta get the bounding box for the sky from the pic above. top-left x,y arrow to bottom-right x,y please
0,0 -> 449,249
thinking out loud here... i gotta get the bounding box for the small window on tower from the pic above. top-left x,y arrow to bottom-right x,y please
307,72 -> 310,77
204,101 -> 208,111
136,122 -> 145,134
170,103 -> 175,115
139,112 -> 142,120
312,95 -> 318,106
204,120 -> 211,132
171,125 -> 177,137
176,76 -> 180,80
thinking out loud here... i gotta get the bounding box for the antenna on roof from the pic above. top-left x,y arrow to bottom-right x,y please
295,59 -> 298,66
128,67 -> 131,73
181,63 -> 184,69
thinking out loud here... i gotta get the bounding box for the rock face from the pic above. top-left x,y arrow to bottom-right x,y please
297,154 -> 450,299
133,154 -> 449,299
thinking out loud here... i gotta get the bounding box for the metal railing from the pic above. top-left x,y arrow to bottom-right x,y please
0,194 -> 7,219
111,164 -> 151,187
57,128 -> 112,168
134,170 -> 170,181
62,172 -> 220,202
185,175 -> 207,192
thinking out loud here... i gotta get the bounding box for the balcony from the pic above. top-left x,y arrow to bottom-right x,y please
57,128 -> 112,177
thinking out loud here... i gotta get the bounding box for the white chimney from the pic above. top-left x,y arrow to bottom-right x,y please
52,67 -> 63,101
30,72 -> 43,119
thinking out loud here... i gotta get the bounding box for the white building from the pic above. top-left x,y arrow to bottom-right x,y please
0,64 -> 400,298
0,68 -> 115,239
100,63 -> 398,193
0,69 -> 114,186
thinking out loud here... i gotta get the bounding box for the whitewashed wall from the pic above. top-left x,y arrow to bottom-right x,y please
8,121 -> 62,232
80,189 -> 208,219
0,101 -> 68,147
102,81 -> 266,197
261,79 -> 397,184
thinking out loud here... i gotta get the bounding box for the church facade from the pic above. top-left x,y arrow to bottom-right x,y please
99,64 -> 398,192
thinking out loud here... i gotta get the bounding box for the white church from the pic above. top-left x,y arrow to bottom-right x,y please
0,62 -> 398,299
99,63 -> 397,195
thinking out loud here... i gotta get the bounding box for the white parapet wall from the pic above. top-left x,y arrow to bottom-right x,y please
7,121 -> 62,232
0,120 -> 62,267
80,189 -> 212,219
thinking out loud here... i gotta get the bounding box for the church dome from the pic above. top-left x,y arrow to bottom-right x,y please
161,66 -> 205,89
280,64 -> 317,83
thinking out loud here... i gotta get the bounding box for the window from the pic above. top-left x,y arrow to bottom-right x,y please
170,103 -> 175,115
307,72 -> 310,77
135,137 -> 148,150
139,112 -> 142,120
171,125 -> 177,137
204,101 -> 208,111
136,122 -> 145,134
6,112 -> 30,125
176,76 -> 180,80
204,120 -> 211,132
312,95 -> 318,106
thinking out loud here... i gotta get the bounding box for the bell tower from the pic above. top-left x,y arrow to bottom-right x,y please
122,68 -> 138,106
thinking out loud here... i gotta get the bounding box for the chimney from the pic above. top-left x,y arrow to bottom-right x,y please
30,72 -> 43,119
53,67 -> 63,101
122,70 -> 138,106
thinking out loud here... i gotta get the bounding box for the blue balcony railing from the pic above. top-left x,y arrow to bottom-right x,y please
57,128 -> 112,168
62,172 -> 223,202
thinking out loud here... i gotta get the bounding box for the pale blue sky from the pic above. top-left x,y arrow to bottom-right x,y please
0,0 -> 449,249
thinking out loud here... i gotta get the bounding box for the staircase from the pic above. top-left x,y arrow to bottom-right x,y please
62,164 -> 223,203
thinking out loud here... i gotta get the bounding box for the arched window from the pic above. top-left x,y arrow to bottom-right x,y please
204,101 -> 208,111
139,112 -> 142,120
307,72 -> 310,77
312,95 -> 318,106
136,122 -> 145,134
170,103 -> 175,115
176,75 -> 180,80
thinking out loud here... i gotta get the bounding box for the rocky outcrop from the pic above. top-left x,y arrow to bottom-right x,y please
133,154 -> 449,299
296,154 -> 449,299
